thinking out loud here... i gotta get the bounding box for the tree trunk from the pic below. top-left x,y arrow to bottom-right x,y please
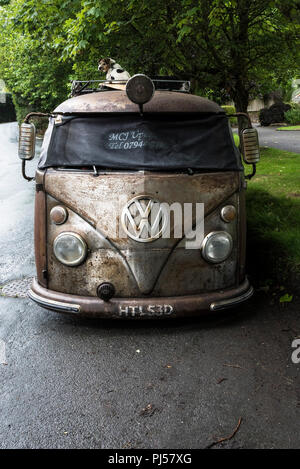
231,81 -> 250,143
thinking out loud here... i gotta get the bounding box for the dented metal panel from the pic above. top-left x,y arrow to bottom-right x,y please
44,171 -> 241,297
44,170 -> 239,246
153,194 -> 239,296
34,169 -> 47,287
54,90 -> 223,115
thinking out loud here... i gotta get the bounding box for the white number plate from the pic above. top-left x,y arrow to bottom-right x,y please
118,304 -> 174,318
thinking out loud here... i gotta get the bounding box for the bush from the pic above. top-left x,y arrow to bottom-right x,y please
284,107 -> 300,125
287,102 -> 300,110
221,105 -> 238,126
259,102 -> 291,126
11,93 -> 35,124
0,93 -> 16,123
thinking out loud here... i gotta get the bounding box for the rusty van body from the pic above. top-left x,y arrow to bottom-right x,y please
18,76 -> 260,318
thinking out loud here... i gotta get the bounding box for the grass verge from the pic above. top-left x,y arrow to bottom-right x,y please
245,147 -> 300,292
277,125 -> 300,131
233,133 -> 240,146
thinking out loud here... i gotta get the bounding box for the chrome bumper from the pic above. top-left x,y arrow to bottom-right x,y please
210,286 -> 254,311
28,277 -> 253,319
29,289 -> 80,313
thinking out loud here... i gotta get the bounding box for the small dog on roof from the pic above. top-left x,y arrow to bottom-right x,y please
98,58 -> 131,81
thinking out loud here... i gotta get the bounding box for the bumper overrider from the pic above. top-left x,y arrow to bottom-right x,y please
28,277 -> 253,319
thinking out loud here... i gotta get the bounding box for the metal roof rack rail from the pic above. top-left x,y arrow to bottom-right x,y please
152,77 -> 191,93
70,78 -> 191,97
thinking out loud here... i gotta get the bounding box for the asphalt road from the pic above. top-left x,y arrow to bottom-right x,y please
0,123 -> 299,449
255,125 -> 300,154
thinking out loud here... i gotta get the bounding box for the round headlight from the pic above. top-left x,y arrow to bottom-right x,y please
53,232 -> 87,266
202,231 -> 233,263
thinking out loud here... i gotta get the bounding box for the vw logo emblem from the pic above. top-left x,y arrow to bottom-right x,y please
121,195 -> 168,243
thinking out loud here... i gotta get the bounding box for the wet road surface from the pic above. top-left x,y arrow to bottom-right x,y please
0,123 -> 299,449
255,125 -> 299,154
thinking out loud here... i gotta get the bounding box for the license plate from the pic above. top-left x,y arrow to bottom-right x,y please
118,304 -> 174,318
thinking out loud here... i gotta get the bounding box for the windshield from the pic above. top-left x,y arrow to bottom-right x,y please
39,113 -> 242,172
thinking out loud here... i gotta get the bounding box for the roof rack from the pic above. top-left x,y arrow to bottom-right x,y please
70,78 -> 191,97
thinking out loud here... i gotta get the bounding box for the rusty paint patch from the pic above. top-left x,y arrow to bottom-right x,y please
54,90 -> 223,114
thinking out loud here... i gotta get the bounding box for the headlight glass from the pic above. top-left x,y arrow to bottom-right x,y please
53,232 -> 87,266
202,231 -> 233,263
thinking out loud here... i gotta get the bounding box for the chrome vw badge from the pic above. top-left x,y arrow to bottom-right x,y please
121,195 -> 168,242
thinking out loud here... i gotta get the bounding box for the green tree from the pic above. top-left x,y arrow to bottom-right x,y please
54,0 -> 299,113
0,0 -> 76,120
0,0 -> 299,123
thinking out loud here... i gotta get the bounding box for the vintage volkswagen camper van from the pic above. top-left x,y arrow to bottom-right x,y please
18,75 -> 260,318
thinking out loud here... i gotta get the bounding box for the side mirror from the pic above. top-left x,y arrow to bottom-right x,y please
18,123 -> 36,160
241,128 -> 260,164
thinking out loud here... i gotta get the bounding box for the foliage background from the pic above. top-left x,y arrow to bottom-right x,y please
0,0 -> 299,120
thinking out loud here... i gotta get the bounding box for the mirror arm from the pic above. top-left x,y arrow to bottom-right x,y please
227,112 -> 252,128
24,112 -> 52,123
245,163 -> 256,180
22,160 -> 35,182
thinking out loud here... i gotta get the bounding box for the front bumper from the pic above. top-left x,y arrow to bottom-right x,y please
28,277 -> 253,319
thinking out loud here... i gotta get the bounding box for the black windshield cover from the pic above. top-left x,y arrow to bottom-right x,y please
39,114 -> 242,171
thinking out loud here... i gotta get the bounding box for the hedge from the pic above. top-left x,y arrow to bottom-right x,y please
259,102 -> 291,126
284,105 -> 300,125
0,93 -> 16,123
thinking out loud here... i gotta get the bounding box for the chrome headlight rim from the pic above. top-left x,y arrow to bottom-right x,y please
201,231 -> 233,264
53,232 -> 88,267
